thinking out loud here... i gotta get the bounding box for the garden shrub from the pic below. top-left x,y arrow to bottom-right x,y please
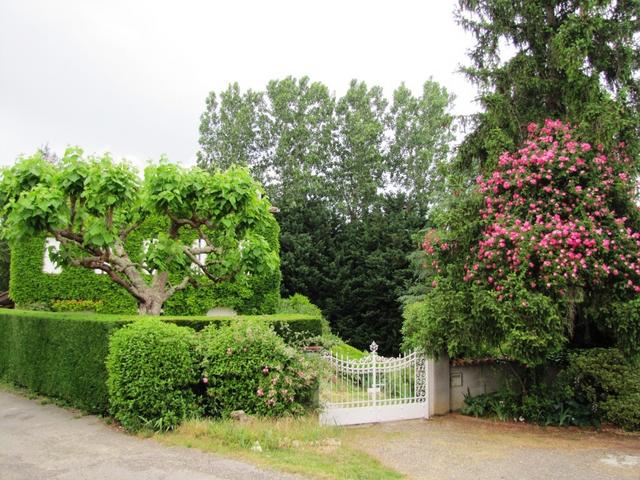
461,348 -> 640,430
278,293 -> 331,336
561,348 -> 640,431
197,321 -> 317,418
600,393 -> 640,431
52,299 -> 104,312
106,319 -> 201,431
461,385 -> 594,427
0,310 -> 321,414
278,294 -> 323,318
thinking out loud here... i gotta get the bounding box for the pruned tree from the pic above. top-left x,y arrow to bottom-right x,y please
0,148 -> 278,315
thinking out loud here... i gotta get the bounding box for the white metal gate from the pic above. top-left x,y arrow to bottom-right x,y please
320,342 -> 429,426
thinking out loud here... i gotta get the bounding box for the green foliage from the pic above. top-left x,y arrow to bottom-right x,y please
279,195 -> 427,356
198,77 -> 454,214
51,299 -> 103,312
0,309 -> 322,413
403,280 -> 565,365
198,77 -> 455,351
0,239 -> 10,292
106,319 -> 201,431
603,297 -> 640,357
455,0 -> 640,174
197,321 -> 318,417
600,393 -> 640,432
327,195 -> 428,356
561,348 -> 640,431
461,389 -> 520,421
404,125 -> 640,365
277,294 -> 330,336
278,294 -> 322,318
10,234 -> 137,314
0,310 -> 127,412
0,150 -> 279,315
8,218 -> 280,316
462,349 -> 640,430
283,198 -> 420,355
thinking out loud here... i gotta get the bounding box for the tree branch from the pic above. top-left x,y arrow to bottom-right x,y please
68,256 -> 147,303
165,275 -> 194,298
188,245 -> 223,256
119,219 -> 144,241
169,214 -> 199,229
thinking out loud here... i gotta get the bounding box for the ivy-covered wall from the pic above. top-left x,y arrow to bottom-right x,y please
9,214 -> 281,315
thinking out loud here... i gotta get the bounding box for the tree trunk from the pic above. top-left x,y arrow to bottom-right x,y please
138,297 -> 164,316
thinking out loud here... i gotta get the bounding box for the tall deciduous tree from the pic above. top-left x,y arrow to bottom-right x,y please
332,81 -> 388,220
197,83 -> 265,172
0,149 -> 278,315
197,77 -> 454,213
197,77 -> 454,353
264,77 -> 336,203
455,0 -> 640,176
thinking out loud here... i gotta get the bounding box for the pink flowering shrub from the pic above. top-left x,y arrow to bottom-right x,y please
197,321 -> 317,417
404,120 -> 640,364
462,120 -> 640,297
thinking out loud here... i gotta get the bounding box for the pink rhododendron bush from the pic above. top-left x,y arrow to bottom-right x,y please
403,120 -> 640,365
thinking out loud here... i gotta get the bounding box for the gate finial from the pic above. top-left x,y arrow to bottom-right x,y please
369,341 -> 378,353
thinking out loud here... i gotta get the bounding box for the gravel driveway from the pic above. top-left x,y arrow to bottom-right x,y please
0,390 -> 303,480
346,414 -> 640,480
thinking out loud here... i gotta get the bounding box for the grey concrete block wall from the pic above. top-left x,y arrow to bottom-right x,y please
449,363 -> 508,411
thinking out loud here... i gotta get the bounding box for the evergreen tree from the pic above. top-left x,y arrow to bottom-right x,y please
456,0 -> 640,176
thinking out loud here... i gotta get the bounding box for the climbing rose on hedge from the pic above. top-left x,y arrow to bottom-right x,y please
405,120 -> 640,364
424,119 -> 640,299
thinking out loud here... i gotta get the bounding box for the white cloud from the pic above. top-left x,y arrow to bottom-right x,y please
0,0 -> 479,170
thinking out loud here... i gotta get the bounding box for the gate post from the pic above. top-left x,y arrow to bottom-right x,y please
370,341 -> 378,406
427,352 -> 450,417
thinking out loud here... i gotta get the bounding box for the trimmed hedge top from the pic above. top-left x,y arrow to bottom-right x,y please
0,309 -> 322,334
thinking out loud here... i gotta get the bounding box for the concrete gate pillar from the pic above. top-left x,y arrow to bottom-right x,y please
427,353 -> 450,416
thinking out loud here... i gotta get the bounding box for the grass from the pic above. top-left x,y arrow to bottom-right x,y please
156,415 -> 403,480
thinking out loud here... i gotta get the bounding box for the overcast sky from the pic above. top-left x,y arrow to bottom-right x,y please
0,0 -> 479,169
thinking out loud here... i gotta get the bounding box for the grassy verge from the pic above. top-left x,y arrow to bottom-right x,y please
156,416 -> 403,480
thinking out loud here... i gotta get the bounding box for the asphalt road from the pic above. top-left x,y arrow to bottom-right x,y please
0,390 -> 302,480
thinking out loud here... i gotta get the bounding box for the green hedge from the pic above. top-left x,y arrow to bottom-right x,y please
9,213 -> 281,315
0,310 -> 322,413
